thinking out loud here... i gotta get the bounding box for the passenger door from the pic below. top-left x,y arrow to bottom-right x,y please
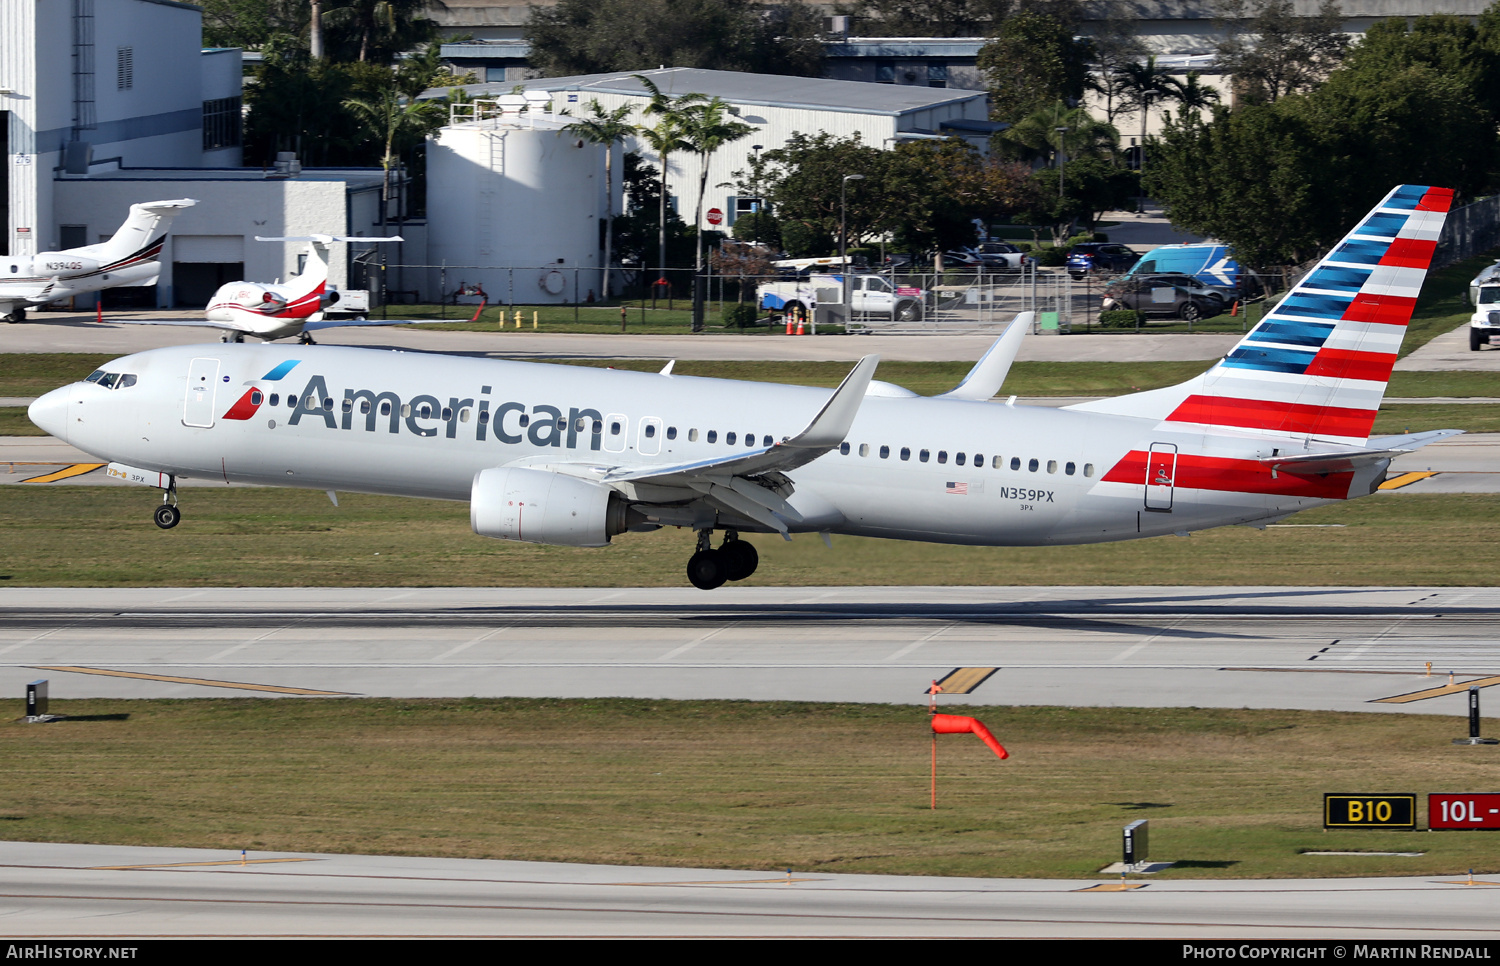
183,357 -> 220,428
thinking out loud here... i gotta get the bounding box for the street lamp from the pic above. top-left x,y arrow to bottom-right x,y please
840,173 -> 865,268
1054,126 -> 1069,200
840,174 -> 865,332
751,144 -> 763,248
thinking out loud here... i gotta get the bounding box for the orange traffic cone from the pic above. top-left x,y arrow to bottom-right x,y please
785,314 -> 794,335
796,315 -> 806,336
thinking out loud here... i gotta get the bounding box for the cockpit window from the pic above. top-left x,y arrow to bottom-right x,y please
86,371 -> 136,389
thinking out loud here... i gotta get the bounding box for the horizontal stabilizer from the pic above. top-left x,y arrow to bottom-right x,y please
1261,429 -> 1462,476
301,316 -> 477,332
936,312 -> 1031,401
255,235 -> 404,244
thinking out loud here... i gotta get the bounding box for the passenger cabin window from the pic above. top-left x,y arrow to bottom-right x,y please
688,428 -> 699,442
726,432 -> 737,445
839,442 -> 850,455
858,443 -> 869,457
992,456 -> 1002,469
1010,457 -> 1021,470
1065,462 -> 1076,475
955,452 -> 966,466
644,424 -> 656,438
1084,463 -> 1095,477
937,450 -> 948,464
900,447 -> 911,461
611,421 -> 622,435
707,430 -> 717,443
880,445 -> 890,459
1047,460 -> 1058,474
1028,458 -> 1039,472
919,449 -> 930,463
666,426 -> 677,440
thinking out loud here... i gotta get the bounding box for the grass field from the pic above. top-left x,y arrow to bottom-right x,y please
0,489 -> 1493,587
4,698 -> 1495,879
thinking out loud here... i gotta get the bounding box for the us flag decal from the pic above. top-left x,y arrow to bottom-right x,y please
946,481 -> 968,495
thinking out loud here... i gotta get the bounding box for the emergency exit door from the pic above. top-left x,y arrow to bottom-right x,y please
1145,442 -> 1177,511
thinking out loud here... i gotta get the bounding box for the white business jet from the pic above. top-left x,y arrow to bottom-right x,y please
110,235 -> 411,344
29,186 -> 1462,589
1,199 -> 196,324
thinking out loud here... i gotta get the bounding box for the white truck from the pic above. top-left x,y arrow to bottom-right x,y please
1467,260 -> 1500,351
757,273 -> 925,323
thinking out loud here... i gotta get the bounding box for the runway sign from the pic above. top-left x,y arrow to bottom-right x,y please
1324,793 -> 1416,829
1430,794 -> 1500,830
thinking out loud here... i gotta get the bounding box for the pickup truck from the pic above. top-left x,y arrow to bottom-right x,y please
1467,260 -> 1500,350
758,273 -> 925,322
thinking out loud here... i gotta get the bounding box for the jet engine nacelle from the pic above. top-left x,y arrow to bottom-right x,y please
470,466 -> 628,547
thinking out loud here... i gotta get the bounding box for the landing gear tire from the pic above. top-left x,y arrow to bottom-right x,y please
153,504 -> 181,530
1472,328 -> 1488,351
686,549 -> 726,590
219,332 -> 245,343
4,308 -> 23,324
720,538 -> 758,581
298,331 -> 316,345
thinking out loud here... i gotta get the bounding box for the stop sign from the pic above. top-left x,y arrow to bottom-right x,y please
706,208 -> 724,226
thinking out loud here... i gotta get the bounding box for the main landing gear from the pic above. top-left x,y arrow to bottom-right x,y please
219,332 -> 245,343
298,331 -> 317,345
153,486 -> 181,530
686,530 -> 759,591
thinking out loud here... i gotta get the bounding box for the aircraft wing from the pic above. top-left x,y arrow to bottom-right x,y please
935,312 -> 1032,401
600,354 -> 879,534
1260,429 -> 1463,476
300,317 -> 481,332
101,317 -> 258,333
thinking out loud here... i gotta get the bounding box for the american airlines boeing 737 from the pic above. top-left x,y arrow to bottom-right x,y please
28,186 -> 1461,589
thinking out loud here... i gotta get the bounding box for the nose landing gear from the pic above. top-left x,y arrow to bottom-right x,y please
153,487 -> 181,530
685,530 -> 759,590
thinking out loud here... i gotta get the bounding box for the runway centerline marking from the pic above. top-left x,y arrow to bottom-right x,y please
884,624 -> 953,662
208,621 -> 308,662
435,623 -> 518,661
658,623 -> 735,661
1112,618 -> 1185,662
32,665 -> 353,695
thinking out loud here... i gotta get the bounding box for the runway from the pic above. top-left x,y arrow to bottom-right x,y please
1,841 -> 1496,939
3,586 -> 1498,716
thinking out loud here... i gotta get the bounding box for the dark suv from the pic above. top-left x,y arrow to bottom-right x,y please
1066,243 -> 1141,277
1102,274 -> 1228,322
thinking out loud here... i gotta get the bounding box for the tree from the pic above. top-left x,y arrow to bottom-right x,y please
636,76 -> 700,291
1114,55 -> 1177,169
199,0 -> 306,49
1149,10 -> 1500,271
1086,5 -> 1150,124
674,98 -> 755,328
761,132 -> 891,254
977,5 -> 1093,122
343,76 -> 447,234
526,0 -> 824,78
1213,0 -> 1348,103
884,139 -> 1039,252
1022,157 -> 1138,239
995,101 -> 1120,166
564,100 -> 637,298
1168,71 -> 1221,124
831,0 -> 1012,38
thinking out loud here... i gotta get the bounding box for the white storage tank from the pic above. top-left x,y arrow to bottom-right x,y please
427,106 -> 608,305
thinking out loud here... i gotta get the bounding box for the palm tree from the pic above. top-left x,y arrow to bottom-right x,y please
1168,71 -> 1221,126
563,100 -> 636,299
1116,56 -> 1177,173
999,101 -> 1120,167
674,97 -> 755,329
634,75 -> 702,300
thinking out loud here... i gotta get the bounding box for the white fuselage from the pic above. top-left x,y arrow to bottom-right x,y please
0,252 -> 161,314
32,344 -> 1366,547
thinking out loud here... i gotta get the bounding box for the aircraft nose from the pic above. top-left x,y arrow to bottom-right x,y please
27,387 -> 72,442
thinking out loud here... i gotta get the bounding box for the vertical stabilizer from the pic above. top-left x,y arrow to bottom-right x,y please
90,199 -> 198,267
1067,185 -> 1454,443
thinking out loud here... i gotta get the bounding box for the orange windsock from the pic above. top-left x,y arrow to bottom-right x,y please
931,713 -> 1009,760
